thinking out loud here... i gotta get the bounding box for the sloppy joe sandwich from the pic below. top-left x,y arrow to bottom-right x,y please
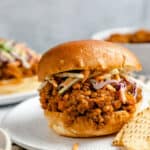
0,39 -> 40,94
106,29 -> 150,43
38,40 -> 142,137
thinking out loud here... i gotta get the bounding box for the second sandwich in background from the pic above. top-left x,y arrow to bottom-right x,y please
0,39 -> 40,94
38,40 -> 142,137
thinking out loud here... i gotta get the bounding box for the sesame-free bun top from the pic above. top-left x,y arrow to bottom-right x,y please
38,40 -> 142,81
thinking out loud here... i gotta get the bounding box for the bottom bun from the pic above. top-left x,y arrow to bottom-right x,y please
0,76 -> 40,94
44,101 -> 141,137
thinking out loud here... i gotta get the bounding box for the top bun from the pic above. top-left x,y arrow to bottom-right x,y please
38,40 -> 142,81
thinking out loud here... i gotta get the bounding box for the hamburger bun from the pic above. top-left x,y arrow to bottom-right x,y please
44,101 -> 141,137
38,40 -> 142,137
38,40 -> 142,81
0,76 -> 40,94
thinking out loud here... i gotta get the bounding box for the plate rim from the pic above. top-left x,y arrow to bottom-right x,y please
0,90 -> 38,105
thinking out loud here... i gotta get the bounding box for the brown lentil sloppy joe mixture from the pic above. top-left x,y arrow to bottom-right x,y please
39,69 -> 142,127
106,29 -> 150,43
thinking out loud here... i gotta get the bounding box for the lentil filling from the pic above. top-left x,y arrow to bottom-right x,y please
39,70 -> 142,126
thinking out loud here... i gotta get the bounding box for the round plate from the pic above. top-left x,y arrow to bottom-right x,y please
2,91 -> 149,150
0,91 -> 38,105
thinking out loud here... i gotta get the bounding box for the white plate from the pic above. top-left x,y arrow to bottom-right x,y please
91,27 -> 150,75
2,91 -> 149,150
0,91 -> 38,105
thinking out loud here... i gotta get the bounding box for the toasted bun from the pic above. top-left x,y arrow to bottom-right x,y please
44,101 -> 141,137
0,76 -> 40,94
38,40 -> 142,81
